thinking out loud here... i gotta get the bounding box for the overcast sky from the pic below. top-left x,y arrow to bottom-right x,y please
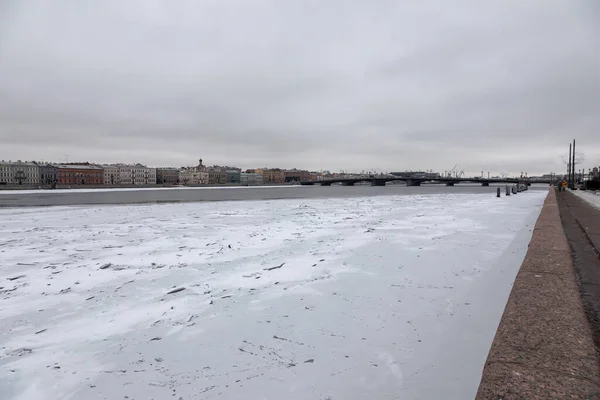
1,1 -> 599,175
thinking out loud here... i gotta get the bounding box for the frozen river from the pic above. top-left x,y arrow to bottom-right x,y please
0,183 -> 549,207
0,191 -> 546,399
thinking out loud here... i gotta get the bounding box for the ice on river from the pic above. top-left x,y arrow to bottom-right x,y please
0,191 -> 546,400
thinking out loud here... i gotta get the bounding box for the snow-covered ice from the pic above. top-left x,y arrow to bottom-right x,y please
0,191 -> 546,400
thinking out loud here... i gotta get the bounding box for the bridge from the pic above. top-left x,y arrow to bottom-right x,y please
300,176 -> 549,187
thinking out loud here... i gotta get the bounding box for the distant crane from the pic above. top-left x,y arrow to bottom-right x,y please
447,165 -> 465,178
447,165 -> 457,178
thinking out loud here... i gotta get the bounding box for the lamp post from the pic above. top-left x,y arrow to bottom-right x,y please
568,142 -> 571,187
571,139 -> 576,189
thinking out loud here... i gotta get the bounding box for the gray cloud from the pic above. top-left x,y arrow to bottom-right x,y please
1,0 -> 599,174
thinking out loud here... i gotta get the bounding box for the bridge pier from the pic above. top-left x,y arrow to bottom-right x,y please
446,182 -> 455,186
371,180 -> 386,187
406,179 -> 421,187
482,182 -> 490,187
342,181 -> 355,186
320,182 -> 332,186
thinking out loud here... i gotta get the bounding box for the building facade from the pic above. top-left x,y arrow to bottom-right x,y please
255,168 -> 285,184
179,169 -> 208,185
179,159 -> 209,185
208,170 -> 227,184
226,170 -> 241,184
240,172 -> 264,186
284,169 -> 312,182
179,169 -> 191,185
0,161 -> 40,185
0,163 -> 8,185
38,164 -> 58,185
135,165 -> 156,185
103,165 -> 121,185
56,165 -> 104,185
156,168 -> 180,185
118,164 -> 157,185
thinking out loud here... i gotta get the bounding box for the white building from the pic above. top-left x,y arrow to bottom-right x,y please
119,166 -> 134,185
140,166 -> 157,185
102,164 -> 156,185
103,165 -> 121,185
119,164 -> 156,185
0,161 -> 40,185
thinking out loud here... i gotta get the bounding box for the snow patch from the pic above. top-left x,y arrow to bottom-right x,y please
0,192 -> 546,399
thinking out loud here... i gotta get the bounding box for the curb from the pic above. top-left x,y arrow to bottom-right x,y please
476,188 -> 600,399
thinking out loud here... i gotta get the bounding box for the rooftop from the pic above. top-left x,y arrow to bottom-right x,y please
0,160 -> 39,166
55,164 -> 104,170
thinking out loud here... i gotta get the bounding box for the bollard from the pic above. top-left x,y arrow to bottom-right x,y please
506,185 -> 510,196
497,187 -> 501,197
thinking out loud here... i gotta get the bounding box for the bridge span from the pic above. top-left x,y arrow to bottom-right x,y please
300,177 -> 550,187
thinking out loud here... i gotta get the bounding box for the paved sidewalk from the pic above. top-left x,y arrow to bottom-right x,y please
558,191 -> 600,356
477,188 -> 600,399
574,190 -> 600,210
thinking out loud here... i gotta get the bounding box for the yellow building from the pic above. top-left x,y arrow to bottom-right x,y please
255,168 -> 285,184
